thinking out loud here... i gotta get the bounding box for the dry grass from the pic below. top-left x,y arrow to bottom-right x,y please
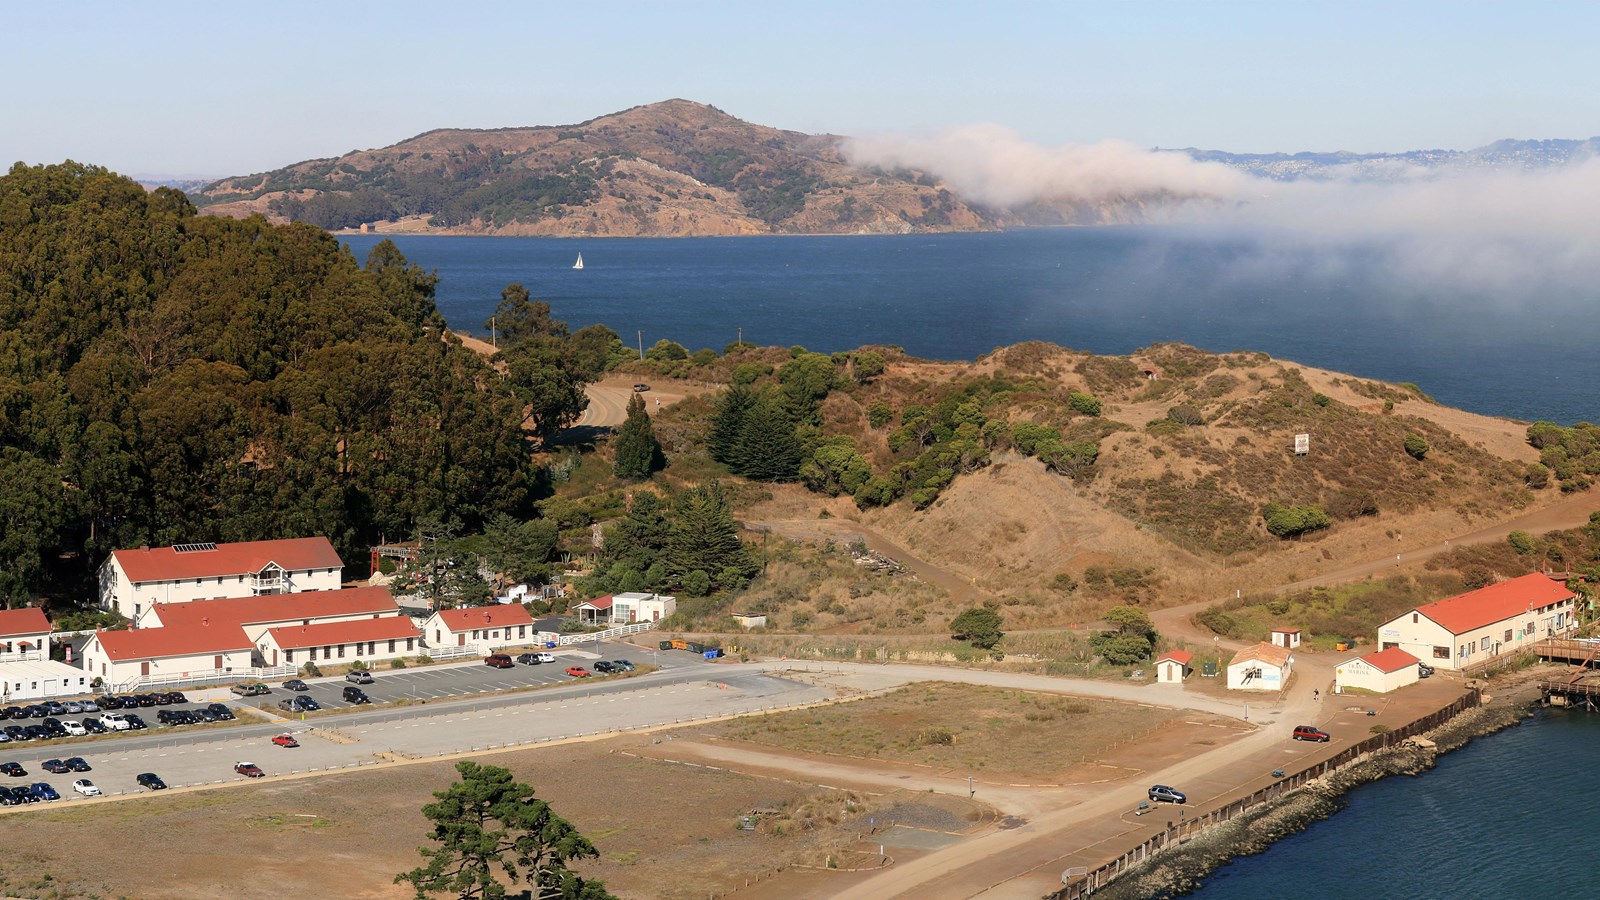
699,682 -> 1187,779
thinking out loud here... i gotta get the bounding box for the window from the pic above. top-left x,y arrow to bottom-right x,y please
1433,646 -> 1449,659
406,638 -> 415,651
518,626 -> 526,638
367,641 -> 375,655
1504,629 -> 1513,643
353,642 -> 361,657
337,643 -> 345,659
388,640 -> 396,653
285,650 -> 294,663
323,646 -> 332,661
1412,613 -> 1419,624
1526,621 -> 1535,634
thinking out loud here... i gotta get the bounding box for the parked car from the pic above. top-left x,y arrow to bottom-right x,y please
282,679 -> 309,692
231,683 -> 271,696
42,701 -> 66,716
148,693 -> 171,706
24,725 -> 51,740
99,713 -> 130,732
613,659 -> 636,671
124,714 -> 148,730
165,691 -> 188,704
195,708 -> 218,723
63,701 -> 83,714
565,666 -> 592,678
0,731 -> 9,744
207,703 -> 235,721
345,670 -> 374,684
29,782 -> 59,801
1148,785 -> 1187,804
71,779 -> 100,796
1292,725 -> 1331,743
0,706 -> 23,719
534,652 -> 556,663
271,733 -> 299,748
592,661 -> 620,674
135,694 -> 158,707
12,784 -> 38,803
82,718 -> 106,735
64,757 -> 90,772
234,761 -> 264,778
1,761 -> 27,777
632,382 -> 650,392
484,654 -> 515,669
61,720 -> 86,736
342,686 -> 370,704
79,699 -> 99,713
0,787 -> 22,805
2,726 -> 25,742
515,653 -> 543,665
96,696 -> 123,710
136,772 -> 166,790
41,759 -> 70,774
41,717 -> 66,736
1417,663 -> 1435,678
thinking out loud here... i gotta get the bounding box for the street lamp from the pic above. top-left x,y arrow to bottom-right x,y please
967,776 -> 975,798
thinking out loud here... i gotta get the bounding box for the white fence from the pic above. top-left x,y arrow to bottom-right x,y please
112,664 -> 295,693
554,621 -> 659,646
418,645 -> 479,662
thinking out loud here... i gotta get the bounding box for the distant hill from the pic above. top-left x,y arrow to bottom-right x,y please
1178,136 -> 1600,181
194,100 -> 1013,236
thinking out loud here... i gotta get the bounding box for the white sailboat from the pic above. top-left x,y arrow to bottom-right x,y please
572,252 -> 584,270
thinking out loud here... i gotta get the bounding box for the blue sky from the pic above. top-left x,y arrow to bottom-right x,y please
5,1 -> 1597,177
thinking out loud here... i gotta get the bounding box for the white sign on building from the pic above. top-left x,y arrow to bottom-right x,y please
1294,433 -> 1310,455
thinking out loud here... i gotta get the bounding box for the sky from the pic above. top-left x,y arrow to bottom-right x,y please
5,1 -> 1599,179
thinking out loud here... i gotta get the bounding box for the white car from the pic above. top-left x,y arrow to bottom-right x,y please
534,652 -> 556,663
99,713 -> 130,731
71,779 -> 100,796
61,721 -> 86,736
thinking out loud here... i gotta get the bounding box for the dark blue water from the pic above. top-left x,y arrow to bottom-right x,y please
1194,710 -> 1594,898
341,229 -> 1600,424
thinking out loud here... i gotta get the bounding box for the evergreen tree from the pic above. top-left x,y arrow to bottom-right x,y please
731,394 -> 802,481
707,384 -> 754,464
666,481 -> 754,582
611,393 -> 664,480
603,492 -> 670,574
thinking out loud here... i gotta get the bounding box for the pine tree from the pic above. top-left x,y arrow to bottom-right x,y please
612,392 -> 664,480
731,394 -> 802,481
667,481 -> 754,581
604,491 -> 670,573
708,384 -> 754,464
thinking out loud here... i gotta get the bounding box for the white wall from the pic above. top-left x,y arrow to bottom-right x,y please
260,634 -> 419,668
1156,659 -> 1186,683
1336,659 -> 1420,694
1227,659 -> 1288,691
101,559 -> 343,619
1379,601 -> 1575,671
81,637 -> 254,687
424,617 -> 538,654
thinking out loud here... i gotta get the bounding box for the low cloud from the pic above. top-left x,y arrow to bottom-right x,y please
844,125 -> 1248,207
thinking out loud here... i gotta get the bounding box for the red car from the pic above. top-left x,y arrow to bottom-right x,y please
271,733 -> 299,748
234,761 -> 264,778
564,666 -> 592,678
484,654 -> 514,669
1292,725 -> 1331,743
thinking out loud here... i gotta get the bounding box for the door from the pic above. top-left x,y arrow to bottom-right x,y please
457,634 -> 465,647
214,655 -> 223,669
140,661 -> 149,677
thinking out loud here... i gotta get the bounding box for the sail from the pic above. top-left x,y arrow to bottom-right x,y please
573,253 -> 584,270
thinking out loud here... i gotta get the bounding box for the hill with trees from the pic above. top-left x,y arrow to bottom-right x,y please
0,161 -> 610,607
191,100 -> 1119,237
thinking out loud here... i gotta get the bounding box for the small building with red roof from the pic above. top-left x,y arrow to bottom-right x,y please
1376,573 -> 1576,671
0,607 -> 51,661
1226,642 -> 1294,692
81,621 -> 255,687
569,592 -> 675,626
138,585 -> 401,642
1155,649 -> 1193,684
257,615 -> 422,668
1336,647 -> 1421,694
97,537 -> 345,620
423,604 -> 537,653
1270,627 -> 1302,650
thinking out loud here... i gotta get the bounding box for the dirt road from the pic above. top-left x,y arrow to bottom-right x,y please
577,377 -> 708,428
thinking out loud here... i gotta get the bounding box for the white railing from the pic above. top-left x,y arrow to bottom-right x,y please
418,645 -> 479,662
112,664 -> 295,693
555,621 -> 659,646
0,650 -> 46,663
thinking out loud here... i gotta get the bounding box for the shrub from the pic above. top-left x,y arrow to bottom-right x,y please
1312,392 -> 1331,407
1050,572 -> 1078,593
389,658 -> 408,669
1507,530 -> 1536,555
867,401 -> 894,429
915,727 -> 954,746
950,607 -> 1004,649
1068,392 -> 1102,416
1262,502 -> 1331,538
301,662 -> 323,678
416,655 -> 433,665
348,660 -> 368,671
684,569 -> 712,596
1403,434 -> 1429,460
1167,404 -> 1205,426
1195,606 -> 1240,637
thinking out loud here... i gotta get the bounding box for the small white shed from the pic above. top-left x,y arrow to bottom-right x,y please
1155,650 -> 1193,684
1227,642 -> 1293,691
1270,628 -> 1302,649
1336,647 -> 1421,694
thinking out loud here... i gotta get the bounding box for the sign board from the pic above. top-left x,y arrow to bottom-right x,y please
1294,433 -> 1310,455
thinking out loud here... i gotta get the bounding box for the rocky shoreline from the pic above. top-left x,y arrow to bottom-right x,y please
1088,678 -> 1542,900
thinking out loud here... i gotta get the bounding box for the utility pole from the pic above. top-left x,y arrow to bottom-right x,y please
637,330 -> 644,360
737,326 -> 742,348
491,316 -> 496,351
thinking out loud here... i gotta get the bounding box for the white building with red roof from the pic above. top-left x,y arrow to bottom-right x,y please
97,537 -> 345,620
137,585 -> 401,642
1227,642 -> 1294,691
81,621 -> 256,687
423,604 -> 537,653
257,616 -> 422,668
1336,647 -> 1422,694
0,607 -> 52,662
1376,573 -> 1576,671
569,592 -> 676,626
1155,649 -> 1193,684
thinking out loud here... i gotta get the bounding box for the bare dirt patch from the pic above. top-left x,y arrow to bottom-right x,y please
694,682 -> 1194,781
0,736 -> 896,900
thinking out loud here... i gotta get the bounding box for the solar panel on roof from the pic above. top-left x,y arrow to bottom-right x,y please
172,542 -> 218,553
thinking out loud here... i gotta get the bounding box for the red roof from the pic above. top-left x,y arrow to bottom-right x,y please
0,607 -> 50,638
150,586 -> 398,629
1230,642 -> 1293,668
1157,650 -> 1193,665
1416,573 -> 1573,634
112,537 -> 343,583
91,623 -> 252,661
1271,628 -> 1301,634
432,604 -> 535,631
575,595 -> 614,611
265,616 -> 419,650
1359,647 -> 1420,673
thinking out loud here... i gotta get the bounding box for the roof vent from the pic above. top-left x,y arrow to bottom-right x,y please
173,542 -> 218,553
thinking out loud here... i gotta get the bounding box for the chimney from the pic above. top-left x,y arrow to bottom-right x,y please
141,546 -> 149,552
201,617 -> 209,627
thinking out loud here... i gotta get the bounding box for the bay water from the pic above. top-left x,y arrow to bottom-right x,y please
340,228 -> 1596,895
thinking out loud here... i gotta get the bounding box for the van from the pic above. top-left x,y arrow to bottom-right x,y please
1292,725 -> 1331,742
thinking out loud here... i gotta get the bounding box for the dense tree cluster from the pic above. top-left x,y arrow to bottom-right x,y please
0,162 -> 570,604
1527,421 -> 1600,491
611,393 -> 665,480
1261,501 -> 1332,538
579,483 -> 756,598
